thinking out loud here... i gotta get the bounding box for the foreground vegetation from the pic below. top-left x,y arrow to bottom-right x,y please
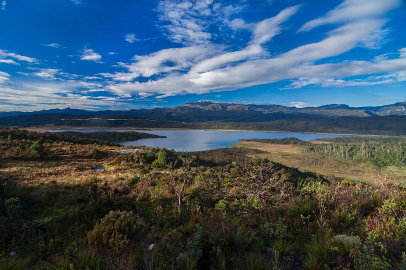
1,129 -> 406,269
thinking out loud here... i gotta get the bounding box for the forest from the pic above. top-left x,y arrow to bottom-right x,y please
243,136 -> 406,168
306,137 -> 406,167
1,128 -> 406,269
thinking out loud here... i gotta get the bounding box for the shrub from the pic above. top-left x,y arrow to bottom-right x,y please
235,252 -> 271,270
350,234 -> 391,270
144,149 -> 157,163
304,234 -> 334,270
87,210 -> 145,255
154,149 -> 179,168
30,139 -> 45,157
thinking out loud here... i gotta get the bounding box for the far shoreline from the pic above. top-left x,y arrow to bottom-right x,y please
21,125 -> 372,137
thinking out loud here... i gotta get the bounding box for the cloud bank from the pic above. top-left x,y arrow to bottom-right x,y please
0,0 -> 405,111
103,0 -> 405,99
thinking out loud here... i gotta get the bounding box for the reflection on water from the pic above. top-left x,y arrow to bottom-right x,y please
118,130 -> 349,152
50,129 -> 350,152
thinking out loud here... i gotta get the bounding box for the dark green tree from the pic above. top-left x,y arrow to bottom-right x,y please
31,138 -> 45,157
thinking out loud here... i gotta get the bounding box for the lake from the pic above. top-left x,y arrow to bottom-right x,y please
52,129 -> 350,152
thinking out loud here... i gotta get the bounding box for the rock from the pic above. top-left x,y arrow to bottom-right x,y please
10,252 -> 17,257
332,234 -> 356,246
148,244 -> 155,251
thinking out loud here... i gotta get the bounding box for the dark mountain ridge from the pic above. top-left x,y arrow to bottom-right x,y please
1,101 -> 406,123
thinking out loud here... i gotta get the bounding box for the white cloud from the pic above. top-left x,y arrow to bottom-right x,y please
291,102 -> 316,108
33,69 -> 60,80
358,28 -> 391,49
299,0 -> 402,32
226,18 -> 254,31
399,47 -> 406,58
80,49 -> 102,62
107,0 -> 401,99
7,53 -> 37,62
79,81 -> 103,88
251,5 -> 300,45
0,71 -> 10,84
191,45 -> 264,73
157,0 -> 244,45
288,69 -> 406,89
44,43 -> 62,48
0,59 -> 18,65
98,73 -> 115,78
107,3 -> 300,94
71,0 -> 82,4
18,68 -> 81,81
0,80 -> 128,111
0,49 -> 37,63
83,76 -> 101,80
125,33 -> 137,43
1,1 -> 6,10
108,52 -> 117,55
105,8 -> 406,99
112,45 -> 219,81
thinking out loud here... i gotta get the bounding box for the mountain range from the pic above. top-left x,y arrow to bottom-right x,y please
1,101 -> 406,123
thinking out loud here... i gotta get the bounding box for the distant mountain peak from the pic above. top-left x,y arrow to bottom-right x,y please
317,104 -> 351,110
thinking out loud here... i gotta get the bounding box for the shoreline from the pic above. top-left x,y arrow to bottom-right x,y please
22,126 -> 366,137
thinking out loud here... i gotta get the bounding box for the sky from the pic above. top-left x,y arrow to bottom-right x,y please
0,0 -> 405,112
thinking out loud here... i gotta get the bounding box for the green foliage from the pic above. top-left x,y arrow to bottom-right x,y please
0,256 -> 33,270
5,198 -> 23,243
30,139 -> 45,157
152,149 -> 177,168
87,210 -> 145,254
242,137 -> 312,146
304,235 -> 335,269
350,234 -> 391,270
273,239 -> 292,256
144,148 -> 157,163
306,136 -> 406,167
236,252 -> 272,270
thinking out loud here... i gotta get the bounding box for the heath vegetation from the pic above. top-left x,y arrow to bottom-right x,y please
1,128 -> 406,269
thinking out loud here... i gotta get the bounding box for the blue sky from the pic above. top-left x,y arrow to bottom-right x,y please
0,0 -> 405,111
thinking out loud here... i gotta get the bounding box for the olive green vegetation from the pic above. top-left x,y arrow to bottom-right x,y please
243,136 -> 406,168
307,136 -> 406,167
196,116 -> 406,135
241,137 -> 313,146
2,129 -> 406,269
59,131 -> 166,142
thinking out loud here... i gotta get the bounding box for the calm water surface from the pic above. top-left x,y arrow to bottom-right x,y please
52,129 -> 350,152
